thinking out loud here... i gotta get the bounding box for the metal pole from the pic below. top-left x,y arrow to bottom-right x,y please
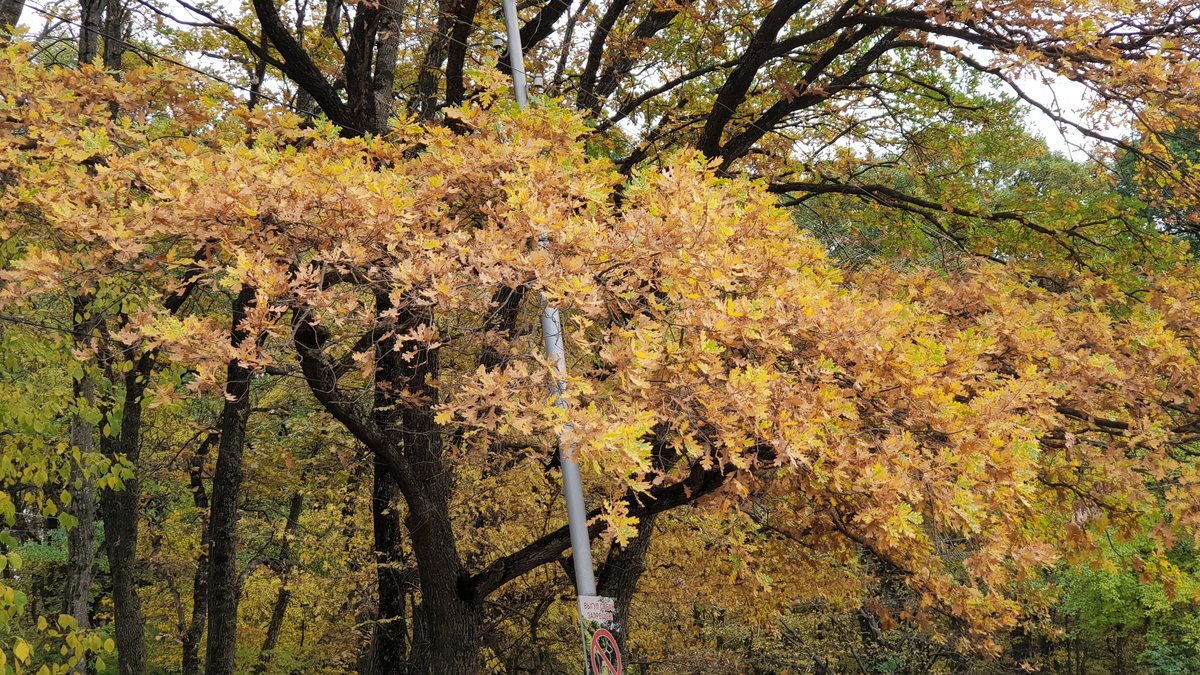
501,0 -> 597,599
502,0 -> 529,108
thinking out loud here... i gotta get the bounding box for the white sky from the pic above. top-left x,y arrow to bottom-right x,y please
1011,75 -> 1106,160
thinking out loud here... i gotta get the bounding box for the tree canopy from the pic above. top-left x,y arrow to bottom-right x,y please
0,0 -> 1199,672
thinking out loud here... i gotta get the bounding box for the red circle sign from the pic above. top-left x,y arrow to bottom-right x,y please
590,628 -> 622,675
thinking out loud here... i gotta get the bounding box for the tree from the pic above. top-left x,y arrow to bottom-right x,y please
3,38 -> 1200,674
4,0 -> 1200,669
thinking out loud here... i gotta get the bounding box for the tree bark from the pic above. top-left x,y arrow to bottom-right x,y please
442,0 -> 478,107
64,295 -> 96,640
402,474 -> 479,674
64,415 -> 96,628
411,0 -> 458,120
181,433 -> 216,675
368,455 -> 409,674
396,323 -> 479,673
98,366 -> 149,675
594,433 -> 677,657
78,0 -> 104,64
374,294 -> 479,673
204,287 -> 257,675
0,0 -> 24,42
252,490 -> 304,675
100,0 -> 124,69
596,513 -> 658,656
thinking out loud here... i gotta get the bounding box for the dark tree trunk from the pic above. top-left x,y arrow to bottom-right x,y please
181,433 -> 216,675
596,513 -> 659,656
247,33 -> 269,110
252,490 -> 304,675
98,366 -> 149,675
442,0 -> 478,107
293,0 -> 341,117
204,287 -> 258,675
64,295 -> 97,637
368,0 -> 402,132
86,238 -> 199,675
100,0 -> 124,69
576,0 -> 630,115
78,0 -> 123,68
78,0 -> 104,64
403,478 -> 479,674
411,0 -> 458,120
250,588 -> 291,673
64,415 -> 96,627
63,297 -> 98,675
0,0 -> 24,41
594,431 -> 678,658
369,455 -> 409,674
377,299 -> 480,673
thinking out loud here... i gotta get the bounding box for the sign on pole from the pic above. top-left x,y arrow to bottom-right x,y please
578,595 -> 623,675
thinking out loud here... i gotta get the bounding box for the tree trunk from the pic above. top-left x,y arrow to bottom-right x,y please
64,295 -> 97,636
410,0 -> 457,120
98,354 -> 153,675
381,300 -> 480,673
100,0 -> 124,69
252,490 -> 304,675
295,290 -> 486,672
594,433 -> 678,658
403,486 -> 480,674
64,421 -> 96,628
395,397 -> 480,673
369,456 -> 408,674
78,0 -> 124,67
77,0 -> 104,64
0,0 -> 24,42
597,513 -> 659,656
181,433 -> 216,675
204,287 -> 257,675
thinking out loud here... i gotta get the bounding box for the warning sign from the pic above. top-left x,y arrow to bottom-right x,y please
578,595 -> 622,675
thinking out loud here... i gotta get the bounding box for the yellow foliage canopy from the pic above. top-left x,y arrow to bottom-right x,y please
1,46 -> 1198,656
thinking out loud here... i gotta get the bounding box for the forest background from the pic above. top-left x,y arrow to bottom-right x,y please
1,0 -> 1200,672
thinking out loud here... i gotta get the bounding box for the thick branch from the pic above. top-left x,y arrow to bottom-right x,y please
467,444 -> 759,601
247,0 -> 351,128
498,0 -> 573,77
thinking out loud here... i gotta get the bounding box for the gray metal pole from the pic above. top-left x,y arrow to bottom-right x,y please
502,0 -> 529,109
501,0 -> 598,598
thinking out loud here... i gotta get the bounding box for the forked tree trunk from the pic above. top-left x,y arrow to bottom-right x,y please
77,0 -> 104,64
378,299 -> 481,673
80,18 -> 148,670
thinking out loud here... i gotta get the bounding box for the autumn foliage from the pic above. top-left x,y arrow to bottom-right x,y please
0,33 -> 1199,673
